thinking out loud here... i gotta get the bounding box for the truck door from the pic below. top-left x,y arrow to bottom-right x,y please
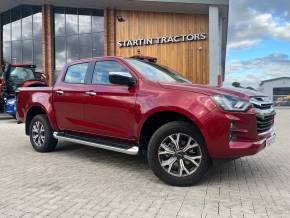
53,62 -> 91,132
83,60 -> 138,140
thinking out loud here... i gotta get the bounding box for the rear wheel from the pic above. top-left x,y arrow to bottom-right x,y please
148,121 -> 210,186
29,114 -> 58,152
0,96 -> 4,113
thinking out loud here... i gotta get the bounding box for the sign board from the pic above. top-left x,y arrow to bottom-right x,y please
117,33 -> 207,48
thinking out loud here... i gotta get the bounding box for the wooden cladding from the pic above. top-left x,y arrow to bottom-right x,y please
114,10 -> 209,84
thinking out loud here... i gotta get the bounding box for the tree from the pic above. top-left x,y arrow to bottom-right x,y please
232,82 -> 242,88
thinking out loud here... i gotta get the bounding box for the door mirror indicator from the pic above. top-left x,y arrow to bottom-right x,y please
109,72 -> 136,87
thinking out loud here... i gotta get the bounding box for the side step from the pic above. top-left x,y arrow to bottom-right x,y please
53,132 -> 139,155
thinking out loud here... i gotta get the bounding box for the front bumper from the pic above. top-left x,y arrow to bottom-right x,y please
200,107 -> 276,158
228,128 -> 276,157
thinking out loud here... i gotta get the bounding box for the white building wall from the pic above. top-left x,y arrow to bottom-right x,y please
209,6 -> 222,86
259,78 -> 290,100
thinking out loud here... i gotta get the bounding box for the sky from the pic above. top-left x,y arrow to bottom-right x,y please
224,0 -> 290,89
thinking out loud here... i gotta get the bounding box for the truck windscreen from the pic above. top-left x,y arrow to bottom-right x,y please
10,67 -> 36,84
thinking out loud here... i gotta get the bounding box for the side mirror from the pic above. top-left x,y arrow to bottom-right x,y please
109,72 -> 136,87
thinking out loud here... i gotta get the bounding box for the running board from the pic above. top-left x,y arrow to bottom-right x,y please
53,132 -> 139,155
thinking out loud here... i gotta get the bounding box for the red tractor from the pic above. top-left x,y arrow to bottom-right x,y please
0,64 -> 47,113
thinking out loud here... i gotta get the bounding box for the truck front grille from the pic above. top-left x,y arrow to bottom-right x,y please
256,113 -> 275,133
250,97 -> 275,134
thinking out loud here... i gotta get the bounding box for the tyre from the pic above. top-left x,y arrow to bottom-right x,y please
0,96 -> 4,113
29,114 -> 58,152
147,121 -> 210,186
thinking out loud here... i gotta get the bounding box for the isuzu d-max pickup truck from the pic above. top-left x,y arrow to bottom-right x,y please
16,56 -> 276,186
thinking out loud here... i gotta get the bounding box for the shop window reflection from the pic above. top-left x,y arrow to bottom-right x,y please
1,6 -> 42,71
54,7 -> 104,71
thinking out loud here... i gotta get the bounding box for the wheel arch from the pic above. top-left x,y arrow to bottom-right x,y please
138,109 -> 206,152
25,105 -> 48,135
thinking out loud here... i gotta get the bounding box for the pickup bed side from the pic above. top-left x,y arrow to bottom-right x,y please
17,87 -> 58,134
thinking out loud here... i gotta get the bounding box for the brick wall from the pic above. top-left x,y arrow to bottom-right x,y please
104,9 -> 116,56
42,5 -> 54,86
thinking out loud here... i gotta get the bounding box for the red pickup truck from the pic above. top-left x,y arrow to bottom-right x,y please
16,56 -> 276,186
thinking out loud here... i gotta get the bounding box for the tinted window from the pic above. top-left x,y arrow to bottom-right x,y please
79,16 -> 91,33
10,67 -> 35,81
126,59 -> 190,84
22,40 -> 33,64
66,35 -> 79,63
11,41 -> 22,63
1,6 -> 42,70
54,13 -> 65,36
92,33 -> 104,57
55,37 -> 66,70
66,8 -> 78,35
11,20 -> 21,40
92,61 -> 128,85
22,18 -> 32,39
64,63 -> 89,84
2,11 -> 11,42
273,87 -> 290,96
54,7 -> 104,71
79,34 -> 92,59
33,12 -> 42,39
34,40 -> 42,69
3,42 -> 11,63
92,16 -> 104,32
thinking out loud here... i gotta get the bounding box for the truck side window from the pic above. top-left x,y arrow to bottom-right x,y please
64,63 -> 89,84
92,61 -> 129,85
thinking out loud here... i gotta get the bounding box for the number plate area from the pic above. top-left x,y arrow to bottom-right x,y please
266,133 -> 276,147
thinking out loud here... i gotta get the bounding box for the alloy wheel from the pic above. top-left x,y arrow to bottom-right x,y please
31,121 -> 45,147
158,133 -> 202,177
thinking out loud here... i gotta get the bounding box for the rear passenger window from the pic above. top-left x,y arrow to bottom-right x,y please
64,63 -> 89,84
92,61 -> 129,85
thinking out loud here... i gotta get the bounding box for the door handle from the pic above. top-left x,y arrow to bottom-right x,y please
85,91 -> 97,96
56,90 -> 64,95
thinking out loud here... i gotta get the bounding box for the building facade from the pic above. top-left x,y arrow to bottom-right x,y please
259,77 -> 290,106
0,0 -> 228,85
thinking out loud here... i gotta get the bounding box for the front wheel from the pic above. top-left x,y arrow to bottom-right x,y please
29,114 -> 58,152
148,121 -> 210,186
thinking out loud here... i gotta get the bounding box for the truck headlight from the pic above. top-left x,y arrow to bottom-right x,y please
211,95 -> 251,112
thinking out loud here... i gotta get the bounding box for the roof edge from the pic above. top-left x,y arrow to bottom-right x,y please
133,0 -> 229,6
260,77 -> 290,86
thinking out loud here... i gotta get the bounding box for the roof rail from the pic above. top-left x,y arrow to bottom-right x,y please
130,55 -> 157,63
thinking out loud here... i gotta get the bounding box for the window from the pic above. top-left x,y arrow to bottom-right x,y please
64,63 -> 89,84
54,7 -> 104,71
92,61 -> 129,85
273,87 -> 290,96
22,40 -> 33,63
10,67 -> 36,82
1,6 -> 42,70
126,59 -> 191,84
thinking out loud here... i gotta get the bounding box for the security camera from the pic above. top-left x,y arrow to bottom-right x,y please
116,15 -> 125,22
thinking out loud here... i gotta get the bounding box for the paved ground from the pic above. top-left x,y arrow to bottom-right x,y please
0,109 -> 289,218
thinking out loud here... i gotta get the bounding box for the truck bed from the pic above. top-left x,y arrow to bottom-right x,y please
16,87 -> 53,123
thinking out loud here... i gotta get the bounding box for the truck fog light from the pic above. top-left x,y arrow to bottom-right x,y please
229,121 -> 237,141
230,121 -> 237,130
